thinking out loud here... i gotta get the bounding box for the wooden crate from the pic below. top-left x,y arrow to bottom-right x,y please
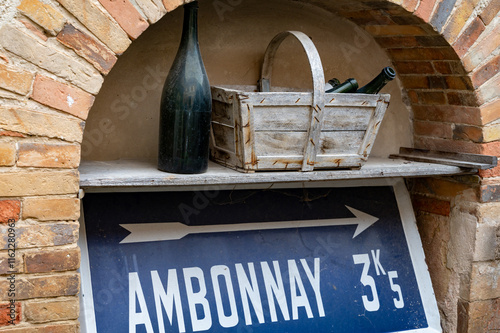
209,31 -> 390,173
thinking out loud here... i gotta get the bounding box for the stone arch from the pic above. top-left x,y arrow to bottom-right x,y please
0,0 -> 498,332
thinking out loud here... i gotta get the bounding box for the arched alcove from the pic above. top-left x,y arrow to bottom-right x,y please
81,0 -> 413,162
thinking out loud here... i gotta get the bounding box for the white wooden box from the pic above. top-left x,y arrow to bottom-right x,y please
209,31 -> 390,173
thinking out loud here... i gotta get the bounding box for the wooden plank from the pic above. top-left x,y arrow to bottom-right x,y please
78,159 -> 475,190
390,147 -> 498,170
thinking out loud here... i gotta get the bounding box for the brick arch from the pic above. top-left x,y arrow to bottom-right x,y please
0,0 -> 498,332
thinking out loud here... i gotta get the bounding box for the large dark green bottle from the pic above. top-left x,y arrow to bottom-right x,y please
328,78 -> 358,93
356,66 -> 396,94
158,1 -> 211,174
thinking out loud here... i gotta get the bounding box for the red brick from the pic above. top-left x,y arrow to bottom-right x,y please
0,273 -> 79,300
55,0 -> 131,55
0,131 -> 26,138
447,91 -> 479,106
57,24 -> 117,75
414,212 -> 451,302
476,73 -> 500,105
0,200 -> 21,223
407,89 -> 419,103
462,23 -> 500,72
17,0 -> 65,35
0,106 -> 85,143
31,75 -> 95,120
365,25 -> 427,36
97,0 -> 149,39
411,194 -> 451,216
0,302 -> 21,326
415,136 -> 500,155
414,120 -> 453,138
415,0 -> 438,21
453,124 -> 483,142
445,76 -> 474,90
24,298 -> 79,323
0,322 -> 80,332
399,75 -> 430,89
414,136 -> 476,153
480,165 -> 500,178
433,60 -> 467,75
411,177 -> 477,198
0,142 -> 16,166
402,0 -> 419,12
0,251 -> 24,274
415,90 -> 447,104
342,10 -> 395,25
479,99 -> 500,125
17,142 -> 80,168
442,0 -> 478,43
416,35 -> 450,47
471,54 -> 500,88
413,105 -> 482,125
391,14 -> 425,25
23,196 -> 80,221
18,18 -> 48,42
452,17 -> 485,58
25,247 -> 80,273
468,299 -> 500,332
0,223 -> 79,249
388,47 -> 459,61
428,75 -> 448,89
393,61 -> 434,74
480,185 -> 500,202
0,63 -> 34,95
163,0 -> 183,12
375,36 -> 418,48
479,0 -> 500,25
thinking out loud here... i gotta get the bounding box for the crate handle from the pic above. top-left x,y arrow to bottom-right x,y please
259,31 -> 326,171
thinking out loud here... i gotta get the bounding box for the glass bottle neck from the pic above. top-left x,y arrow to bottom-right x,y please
181,2 -> 199,45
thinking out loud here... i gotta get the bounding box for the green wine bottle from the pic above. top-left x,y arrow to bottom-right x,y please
325,78 -> 341,92
356,66 -> 396,94
328,78 -> 358,93
158,1 -> 212,174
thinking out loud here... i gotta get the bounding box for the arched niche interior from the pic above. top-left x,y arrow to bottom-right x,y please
81,0 -> 412,163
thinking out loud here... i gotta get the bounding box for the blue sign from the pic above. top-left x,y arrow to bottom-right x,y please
80,180 -> 440,333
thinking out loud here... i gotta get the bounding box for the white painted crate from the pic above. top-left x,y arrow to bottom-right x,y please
209,31 -> 390,173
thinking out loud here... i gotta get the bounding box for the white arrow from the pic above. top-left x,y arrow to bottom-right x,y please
119,206 -> 378,244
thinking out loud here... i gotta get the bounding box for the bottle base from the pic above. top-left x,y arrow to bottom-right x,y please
157,163 -> 208,175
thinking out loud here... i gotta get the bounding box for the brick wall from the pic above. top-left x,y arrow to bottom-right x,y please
0,0 -> 498,332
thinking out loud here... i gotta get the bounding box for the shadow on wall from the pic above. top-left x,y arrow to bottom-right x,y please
81,0 -> 412,162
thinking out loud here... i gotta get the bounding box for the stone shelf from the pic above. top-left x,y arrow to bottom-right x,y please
79,158 -> 474,192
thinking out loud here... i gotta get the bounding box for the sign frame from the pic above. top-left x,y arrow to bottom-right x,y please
78,178 -> 442,333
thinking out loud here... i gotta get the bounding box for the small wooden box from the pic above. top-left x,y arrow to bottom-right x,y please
210,86 -> 389,172
209,31 -> 390,173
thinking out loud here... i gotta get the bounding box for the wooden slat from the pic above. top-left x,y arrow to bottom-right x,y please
212,100 -> 234,126
357,96 -> 389,158
211,122 -> 236,153
252,105 -> 373,131
390,147 -> 498,170
254,131 -> 364,156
